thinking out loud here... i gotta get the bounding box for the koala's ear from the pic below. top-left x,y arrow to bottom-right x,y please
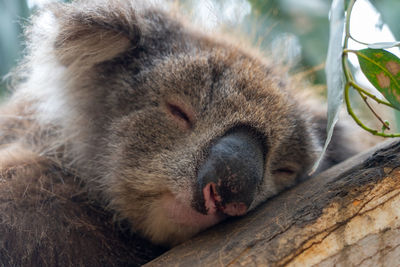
49,1 -> 141,67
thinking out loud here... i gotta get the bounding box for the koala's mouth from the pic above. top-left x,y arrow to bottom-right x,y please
162,193 -> 226,230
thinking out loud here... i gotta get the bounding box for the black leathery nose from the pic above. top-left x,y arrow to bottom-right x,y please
197,127 -> 265,215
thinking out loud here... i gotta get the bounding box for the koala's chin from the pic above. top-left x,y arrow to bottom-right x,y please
141,193 -> 226,246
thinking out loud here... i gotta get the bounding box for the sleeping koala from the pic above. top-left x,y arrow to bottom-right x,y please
0,0 -> 365,265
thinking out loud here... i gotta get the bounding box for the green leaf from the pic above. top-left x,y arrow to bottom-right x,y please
381,120 -> 390,132
368,41 -> 400,49
356,48 -> 400,110
310,0 -> 345,174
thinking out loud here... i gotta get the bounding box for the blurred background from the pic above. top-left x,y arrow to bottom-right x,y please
1,0 -> 399,127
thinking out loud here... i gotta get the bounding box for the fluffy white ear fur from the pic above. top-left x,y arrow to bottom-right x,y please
15,1 -> 138,127
17,10 -> 72,125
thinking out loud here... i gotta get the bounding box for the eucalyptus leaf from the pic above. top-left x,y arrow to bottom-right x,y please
368,41 -> 400,49
356,48 -> 400,110
310,0 -> 345,174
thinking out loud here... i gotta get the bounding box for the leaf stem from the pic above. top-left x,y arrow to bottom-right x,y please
358,91 -> 390,130
348,81 -> 395,108
345,82 -> 400,137
343,49 -> 358,54
348,34 -> 369,46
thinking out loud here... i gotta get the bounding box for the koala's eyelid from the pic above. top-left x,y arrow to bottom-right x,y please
165,101 -> 195,130
274,168 -> 296,175
168,103 -> 190,123
272,164 -> 301,176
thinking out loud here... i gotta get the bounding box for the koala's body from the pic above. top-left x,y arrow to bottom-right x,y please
0,0 -> 370,265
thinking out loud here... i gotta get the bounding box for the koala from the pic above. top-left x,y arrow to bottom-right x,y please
0,0 -> 369,265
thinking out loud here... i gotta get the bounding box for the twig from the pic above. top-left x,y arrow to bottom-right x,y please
358,91 -> 390,130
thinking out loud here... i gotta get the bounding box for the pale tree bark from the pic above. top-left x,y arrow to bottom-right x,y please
147,140 -> 400,266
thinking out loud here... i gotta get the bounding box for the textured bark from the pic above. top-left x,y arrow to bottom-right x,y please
147,140 -> 400,266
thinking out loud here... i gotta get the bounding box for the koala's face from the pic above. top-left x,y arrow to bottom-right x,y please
30,1 -> 319,246
90,51 -> 318,245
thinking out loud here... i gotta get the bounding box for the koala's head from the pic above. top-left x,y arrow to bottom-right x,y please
22,0 -> 320,245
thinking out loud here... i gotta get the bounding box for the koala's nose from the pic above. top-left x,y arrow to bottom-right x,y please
196,127 -> 265,216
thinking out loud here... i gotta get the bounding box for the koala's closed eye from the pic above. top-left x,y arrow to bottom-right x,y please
165,101 -> 194,130
274,168 -> 296,176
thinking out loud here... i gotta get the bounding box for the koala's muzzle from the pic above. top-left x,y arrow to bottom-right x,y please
197,128 -> 265,217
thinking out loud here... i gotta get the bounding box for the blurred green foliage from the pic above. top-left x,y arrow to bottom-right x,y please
246,0 -> 399,83
0,0 -> 398,97
375,0 -> 400,37
0,0 -> 30,97
246,0 -> 331,83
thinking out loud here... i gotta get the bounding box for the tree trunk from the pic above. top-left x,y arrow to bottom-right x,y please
147,140 -> 400,266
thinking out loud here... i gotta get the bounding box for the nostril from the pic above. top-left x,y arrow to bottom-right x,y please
202,182 -> 220,215
209,183 -> 222,204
